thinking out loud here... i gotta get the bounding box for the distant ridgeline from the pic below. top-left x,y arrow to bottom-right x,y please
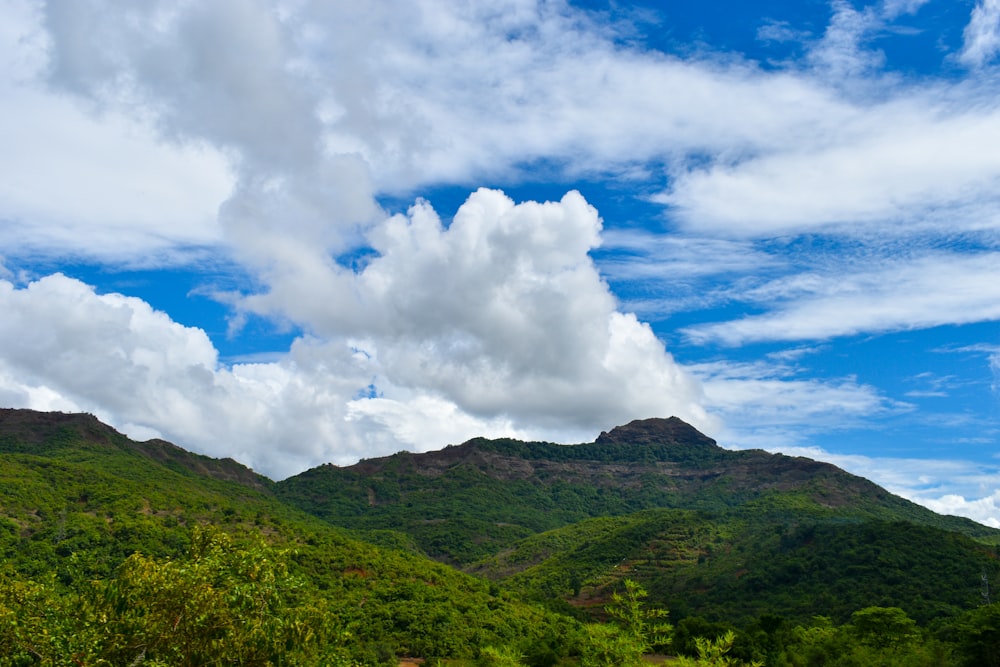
2,408 -> 1000,665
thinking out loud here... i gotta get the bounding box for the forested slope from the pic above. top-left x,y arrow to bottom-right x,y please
5,408 -> 1000,666
0,409 -> 580,664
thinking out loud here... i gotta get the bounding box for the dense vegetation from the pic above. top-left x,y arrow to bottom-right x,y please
3,409 -> 1000,665
0,411 -> 577,664
275,418 -> 996,566
478,508 -> 1000,625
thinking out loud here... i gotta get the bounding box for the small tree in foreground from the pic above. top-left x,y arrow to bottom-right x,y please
673,630 -> 764,667
580,579 -> 671,667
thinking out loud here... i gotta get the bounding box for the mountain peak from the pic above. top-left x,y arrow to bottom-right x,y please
595,416 -> 719,449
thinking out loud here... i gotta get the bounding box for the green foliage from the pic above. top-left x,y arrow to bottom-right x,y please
276,428 -> 998,569
606,579 -> 672,649
938,602 -> 1000,667
757,613 -> 954,667
0,412 -> 586,665
7,409 -> 1000,666
693,520 -> 1000,624
579,579 -> 670,667
672,630 -> 763,667
475,645 -> 527,666
850,606 -> 918,648
0,527 -> 360,666
673,616 -> 736,657
0,525 -> 584,666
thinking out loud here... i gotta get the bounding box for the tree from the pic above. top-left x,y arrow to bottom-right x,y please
672,630 -> 763,667
477,645 -> 527,667
850,606 -> 918,649
948,603 -> 1000,667
579,579 -> 671,667
0,527 -> 362,666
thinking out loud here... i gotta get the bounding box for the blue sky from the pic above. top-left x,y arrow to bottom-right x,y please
3,0 -> 1000,525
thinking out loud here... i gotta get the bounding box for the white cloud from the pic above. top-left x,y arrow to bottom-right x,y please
922,492 -> 1000,528
0,249 -> 714,477
1,0 -> 726,474
246,188 -> 716,434
3,0 -> 1000,517
0,88 -> 234,262
598,230 -> 775,282
595,230 -> 779,318
19,1 -> 845,219
660,97 -> 1000,237
881,0 -> 931,20
690,359 -> 907,449
806,0 -> 885,79
679,356 -> 1000,527
960,0 -> 1000,68
684,253 -> 1000,345
0,3 -> 233,263
13,0 -> 1000,258
0,273 -> 366,477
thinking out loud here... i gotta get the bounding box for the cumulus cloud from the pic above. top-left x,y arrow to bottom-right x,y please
5,0 -> 1000,504
0,273 -> 514,476
0,200 -> 714,477
0,0 -> 729,476
241,187 -> 714,434
923,492 -> 1000,528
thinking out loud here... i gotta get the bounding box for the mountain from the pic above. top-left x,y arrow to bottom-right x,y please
274,416 -> 1000,624
275,416 -> 996,564
5,407 -> 1000,650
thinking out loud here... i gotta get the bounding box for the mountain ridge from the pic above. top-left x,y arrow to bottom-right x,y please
5,408 -> 989,540
3,407 -> 1000,630
275,414 -> 999,567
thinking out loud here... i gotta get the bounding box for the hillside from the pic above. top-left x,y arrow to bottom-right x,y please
274,416 -> 1000,627
0,408 -> 578,664
275,416 -> 997,565
5,408 -> 1000,664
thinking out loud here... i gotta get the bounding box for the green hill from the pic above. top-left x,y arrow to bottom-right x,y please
274,416 -> 1000,628
275,417 -> 997,564
472,508 -> 1000,626
5,408 -> 1000,666
0,409 -> 579,665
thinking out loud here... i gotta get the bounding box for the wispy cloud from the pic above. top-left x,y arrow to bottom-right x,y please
960,0 -> 1000,67
684,253 -> 1000,345
691,358 -> 909,445
598,230 -> 777,282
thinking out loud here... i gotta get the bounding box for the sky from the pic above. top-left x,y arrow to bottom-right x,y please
4,0 -> 1000,526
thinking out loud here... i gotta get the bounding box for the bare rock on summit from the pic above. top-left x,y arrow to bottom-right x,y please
595,416 -> 719,449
